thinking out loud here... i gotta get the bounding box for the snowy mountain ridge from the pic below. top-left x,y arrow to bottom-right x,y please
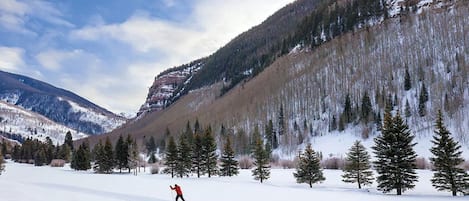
0,100 -> 88,145
0,70 -> 127,135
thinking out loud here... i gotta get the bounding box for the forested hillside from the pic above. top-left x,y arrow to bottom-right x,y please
92,0 -> 468,159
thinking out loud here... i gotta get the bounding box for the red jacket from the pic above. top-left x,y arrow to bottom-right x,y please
171,185 -> 183,195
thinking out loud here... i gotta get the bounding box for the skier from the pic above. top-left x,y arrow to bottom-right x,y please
170,184 -> 185,201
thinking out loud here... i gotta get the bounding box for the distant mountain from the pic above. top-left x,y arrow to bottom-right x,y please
0,70 -> 126,135
0,100 -> 88,144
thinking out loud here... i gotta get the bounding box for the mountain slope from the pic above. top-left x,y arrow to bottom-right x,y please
0,70 -> 126,135
90,0 -> 468,158
0,100 -> 88,144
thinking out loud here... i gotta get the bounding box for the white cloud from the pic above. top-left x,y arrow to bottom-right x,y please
0,0 -> 73,35
35,49 -> 84,71
55,0 -> 295,114
0,46 -> 25,71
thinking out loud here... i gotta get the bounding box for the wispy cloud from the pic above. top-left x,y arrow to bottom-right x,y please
0,46 -> 25,71
2,0 -> 295,114
0,0 -> 74,35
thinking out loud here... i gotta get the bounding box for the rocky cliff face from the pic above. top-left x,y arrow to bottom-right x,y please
138,60 -> 203,115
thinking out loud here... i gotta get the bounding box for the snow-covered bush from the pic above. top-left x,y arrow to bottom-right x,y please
151,164 -> 160,174
238,155 -> 253,169
50,159 -> 65,167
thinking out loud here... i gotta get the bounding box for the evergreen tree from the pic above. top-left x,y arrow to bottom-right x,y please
220,137 -> 239,176
34,148 -> 47,166
252,136 -> 270,183
127,135 -> 139,172
343,93 -> 353,123
404,67 -> 411,91
99,137 -> 115,173
330,115 -> 337,131
114,135 -> 129,173
184,122 -> 194,145
64,131 -> 74,151
202,127 -> 218,177
294,144 -> 325,188
405,99 -> 412,118
146,136 -> 157,156
265,119 -> 277,149
373,110 -> 418,195
191,133 -> 205,178
58,144 -> 71,162
148,153 -> 157,164
278,104 -> 286,136
72,141 -> 91,171
93,140 -> 113,173
342,141 -> 374,189
176,135 -> 192,178
194,118 -> 201,134
164,136 -> 178,178
361,91 -> 372,123
430,110 -> 469,196
0,149 -> 5,175
418,83 -> 429,117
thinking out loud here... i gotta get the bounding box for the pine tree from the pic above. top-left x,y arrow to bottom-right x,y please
278,104 -> 286,136
191,133 -> 204,177
164,136 -> 178,178
72,141 -> 91,171
418,83 -> 428,117
64,131 -> 74,151
176,135 -> 192,178
361,91 -> 373,123
373,110 -> 418,195
404,67 -> 411,91
127,135 -> 139,173
34,148 -> 47,166
343,93 -> 353,123
58,144 -> 71,162
194,118 -> 201,134
220,137 -> 239,176
100,137 -> 115,173
342,141 -> 373,189
146,136 -> 157,156
0,149 -> 5,175
114,135 -> 129,173
202,127 -> 218,177
294,143 -> 325,188
430,110 -> 469,196
405,99 -> 412,118
252,136 -> 270,183
93,140 -> 112,173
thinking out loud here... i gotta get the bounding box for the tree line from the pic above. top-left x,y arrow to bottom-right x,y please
293,109 -> 468,196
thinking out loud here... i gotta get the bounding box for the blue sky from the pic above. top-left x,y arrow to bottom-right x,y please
0,0 -> 294,115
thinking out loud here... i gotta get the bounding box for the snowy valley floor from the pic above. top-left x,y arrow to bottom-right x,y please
0,161 -> 466,201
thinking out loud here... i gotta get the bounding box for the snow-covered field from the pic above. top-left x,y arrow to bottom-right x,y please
1,161 -> 466,201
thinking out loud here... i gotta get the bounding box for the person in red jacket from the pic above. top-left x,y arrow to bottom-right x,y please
170,184 -> 185,201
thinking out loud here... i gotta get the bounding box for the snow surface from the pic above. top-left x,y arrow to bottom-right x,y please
1,161 -> 467,201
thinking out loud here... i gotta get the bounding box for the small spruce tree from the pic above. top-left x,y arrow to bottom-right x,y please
294,144 -> 325,188
252,136 -> 270,183
114,135 -> 129,173
342,141 -> 374,189
430,110 -> 469,196
176,135 -> 192,178
164,136 -> 178,178
404,67 -> 411,91
191,133 -> 205,177
373,110 -> 418,195
64,131 -> 74,151
220,137 -> 239,177
202,127 -> 218,177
